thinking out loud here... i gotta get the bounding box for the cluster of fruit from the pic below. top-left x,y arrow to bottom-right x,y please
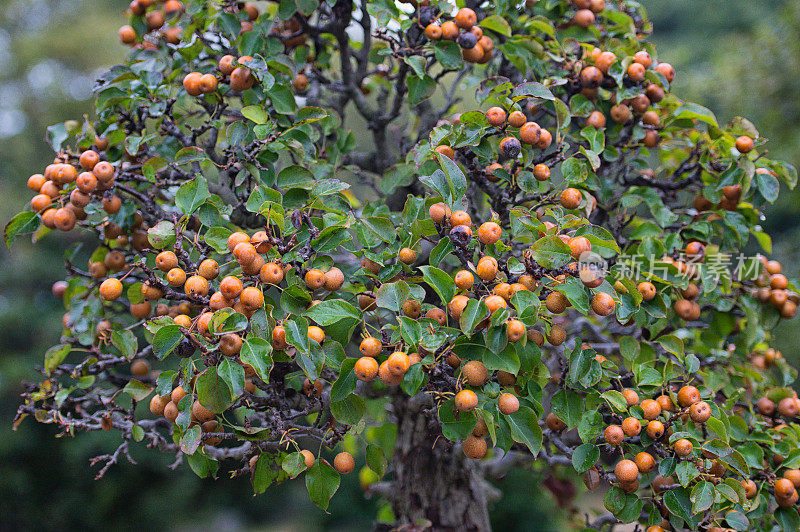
561,0 -> 606,28
421,7 -> 494,64
434,105 -> 554,169
752,257 -> 798,318
118,0 -> 186,48
578,47 -> 673,148
27,146 -> 116,233
119,0 -> 259,48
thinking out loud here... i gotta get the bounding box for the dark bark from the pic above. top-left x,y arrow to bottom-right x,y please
382,395 -> 493,531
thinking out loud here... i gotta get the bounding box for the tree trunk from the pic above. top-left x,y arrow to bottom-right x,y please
383,395 -> 494,531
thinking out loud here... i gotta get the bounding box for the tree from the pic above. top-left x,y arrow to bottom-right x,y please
6,0 -> 800,530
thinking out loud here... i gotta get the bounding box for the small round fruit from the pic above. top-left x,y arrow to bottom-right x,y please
646,420 -> 665,439
478,222 -> 502,245
448,295 -> 470,319
462,360 -> 488,386
334,452 -> 355,474
499,136 -> 522,158
100,278 -> 123,301
655,62 -> 676,83
360,337 -> 382,358
454,7 -> 477,30
156,251 -> 178,272
354,357 -> 379,382
304,268 -> 325,290
183,72 -> 203,96
604,425 -> 624,445
387,351 -> 410,376
462,434 -> 487,459
424,23 -> 442,40
622,417 -> 641,437
486,106 -> 507,127
533,164 -> 551,181
508,110 -> 526,127
778,397 -> 799,418
455,389 -> 479,412
677,385 -> 700,407
591,292 -> 615,317
674,438 -> 693,457
635,452 -> 655,474
429,202 -> 451,224
455,270 -> 475,290
519,122 -> 541,145
199,74 -> 218,93
498,393 -> 519,414
546,413 -> 566,432
640,399 -> 661,420
435,145 -> 455,159
615,459 -> 638,482
476,256 -> 498,282
399,247 -> 417,264
560,188 -> 582,209
638,281 -> 656,301
506,319 -> 525,342
689,401 -> 711,423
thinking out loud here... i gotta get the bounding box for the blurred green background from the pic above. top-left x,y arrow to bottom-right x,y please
0,1 -> 798,529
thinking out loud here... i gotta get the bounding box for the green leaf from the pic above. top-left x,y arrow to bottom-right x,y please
153,325 -> 183,359
672,102 -> 718,127
240,337 -> 273,381
241,105 -> 270,124
268,84 -> 296,114
366,444 -> 387,477
459,299 -> 487,335
601,390 -> 628,412
305,461 -> 340,511
330,358 -> 358,402
375,281 -> 410,312
554,277 -> 590,314
550,389 -> 583,427
434,41 -> 462,70
505,406 -> 542,455
187,451 -> 218,479
277,165 -> 314,189
282,452 -> 307,478
195,369 -> 234,413
407,75 -> 436,105
147,220 -> 176,249
112,330 -> 138,359
776,507 -> 800,532
435,153 -> 468,207
311,179 -> 350,197
304,299 -> 361,326
180,425 -> 202,455
418,265 -> 457,306
284,316 -> 310,354
4,211 -> 40,248
479,15 -> 511,36
530,236 -> 572,269
572,443 -> 599,473
512,81 -> 555,101
329,394 -> 365,425
405,55 -> 427,78
561,157 -> 593,185
217,358 -> 245,398
401,362 -> 425,396
176,175 -> 210,215
690,480 -> 715,513
756,169 -> 780,202
174,146 -> 207,165
123,379 -> 153,402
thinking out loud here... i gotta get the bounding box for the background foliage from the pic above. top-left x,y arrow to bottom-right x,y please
0,0 -> 798,529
